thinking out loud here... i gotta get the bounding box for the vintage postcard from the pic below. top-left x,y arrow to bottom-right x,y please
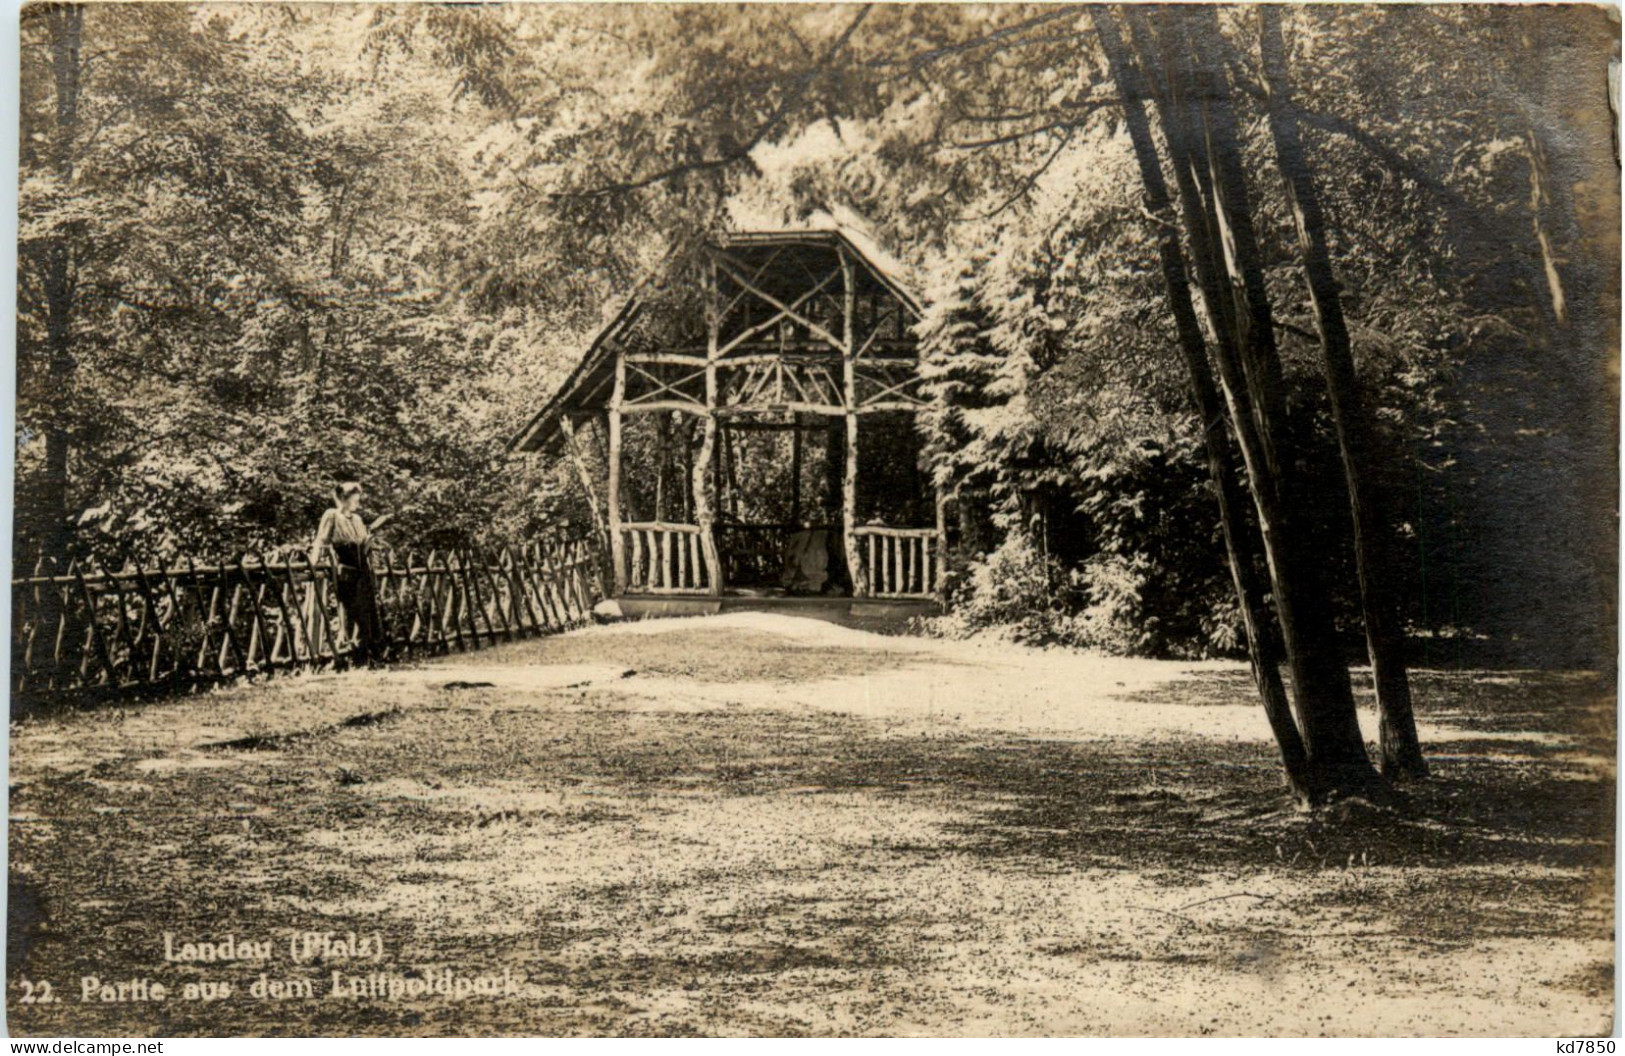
9,1 -> 1619,1039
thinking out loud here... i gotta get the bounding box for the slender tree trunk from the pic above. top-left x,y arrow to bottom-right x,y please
1258,7 -> 1426,779
697,259 -> 723,596
840,251 -> 865,598
1155,6 -> 1383,800
42,266 -> 74,558
1095,10 -> 1310,799
608,361 -> 626,594
38,4 -> 85,560
1524,124 -> 1569,329
560,417 -> 607,539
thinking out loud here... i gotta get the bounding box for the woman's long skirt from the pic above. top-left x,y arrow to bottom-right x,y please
332,542 -> 385,665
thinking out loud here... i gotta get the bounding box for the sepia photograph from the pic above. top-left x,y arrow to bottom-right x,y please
7,1 -> 1620,1038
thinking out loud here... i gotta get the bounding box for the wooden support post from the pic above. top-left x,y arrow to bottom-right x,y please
655,411 -> 669,522
840,249 -> 865,597
608,354 -> 627,595
790,416 -> 803,526
717,423 -> 730,518
824,421 -> 843,521
681,417 -> 694,522
724,425 -> 741,519
696,256 -> 723,596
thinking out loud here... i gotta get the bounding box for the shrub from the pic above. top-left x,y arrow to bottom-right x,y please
923,532 -> 1078,645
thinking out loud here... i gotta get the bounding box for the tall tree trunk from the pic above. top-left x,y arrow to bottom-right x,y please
1157,6 -> 1383,800
1095,10 -> 1310,800
1258,7 -> 1427,779
1523,124 -> 1569,329
37,4 -> 85,560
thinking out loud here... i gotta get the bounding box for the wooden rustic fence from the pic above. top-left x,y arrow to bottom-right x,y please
11,535 -> 606,705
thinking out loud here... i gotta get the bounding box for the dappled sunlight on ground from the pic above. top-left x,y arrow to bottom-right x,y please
9,612 -> 1614,1036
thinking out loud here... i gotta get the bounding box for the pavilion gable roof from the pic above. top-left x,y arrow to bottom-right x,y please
508,227 -> 921,455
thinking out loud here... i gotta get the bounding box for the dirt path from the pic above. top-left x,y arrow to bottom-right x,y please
8,613 -> 1615,1036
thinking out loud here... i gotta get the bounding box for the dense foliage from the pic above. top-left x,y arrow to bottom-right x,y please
17,5 -> 600,565
16,4 -> 1617,669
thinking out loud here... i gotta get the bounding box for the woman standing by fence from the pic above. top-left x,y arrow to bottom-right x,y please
311,482 -> 390,667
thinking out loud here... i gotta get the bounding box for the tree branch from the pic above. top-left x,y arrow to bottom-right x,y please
551,5 -> 873,201
955,124 -> 1077,222
1229,78 -> 1491,246
941,99 -> 1112,151
862,6 -> 1085,74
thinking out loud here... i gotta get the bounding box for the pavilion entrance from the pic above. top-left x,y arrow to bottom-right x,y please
509,227 -> 947,605
713,416 -> 845,596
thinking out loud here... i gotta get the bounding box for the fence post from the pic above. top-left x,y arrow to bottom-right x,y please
238,554 -> 275,676
71,560 -> 120,692
309,551 -> 344,665
505,547 -> 538,635
127,558 -> 167,685
255,553 -> 289,671
421,549 -> 447,654
445,551 -> 470,652
92,557 -> 139,686
466,548 -> 498,645
152,554 -> 190,692
403,549 -> 426,654
473,548 -> 512,642
217,560 -> 251,677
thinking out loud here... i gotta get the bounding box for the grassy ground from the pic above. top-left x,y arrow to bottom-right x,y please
7,613 -> 1615,1036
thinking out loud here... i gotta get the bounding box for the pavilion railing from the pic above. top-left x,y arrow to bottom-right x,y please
620,521 -> 713,594
853,526 -> 940,599
10,535 -> 605,705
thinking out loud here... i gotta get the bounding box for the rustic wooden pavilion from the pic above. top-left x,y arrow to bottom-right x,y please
510,228 -> 945,615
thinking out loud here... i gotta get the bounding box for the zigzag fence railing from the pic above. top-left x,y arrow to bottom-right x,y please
10,534 -> 607,708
